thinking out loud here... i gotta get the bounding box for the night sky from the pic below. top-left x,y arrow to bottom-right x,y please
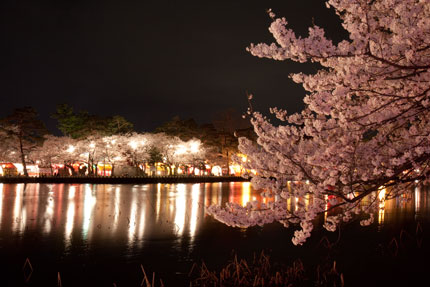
0,0 -> 347,134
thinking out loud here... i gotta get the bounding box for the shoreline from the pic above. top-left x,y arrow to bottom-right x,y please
0,175 -> 249,184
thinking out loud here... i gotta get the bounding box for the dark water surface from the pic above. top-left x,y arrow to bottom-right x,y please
0,182 -> 429,286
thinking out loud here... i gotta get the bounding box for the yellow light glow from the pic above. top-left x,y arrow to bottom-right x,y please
378,187 -> 386,209
156,184 -> 161,221
129,141 -> 138,150
189,141 -> 200,153
13,185 -> 23,232
67,145 -> 75,153
83,185 -> 96,239
137,200 -> 146,244
175,145 -> 187,155
65,187 -> 76,248
174,184 -> 187,236
113,187 -> 120,232
189,184 -> 200,239
241,182 -> 251,206
378,207 -> 385,225
128,194 -> 137,244
415,186 -> 420,212
324,194 -> 328,223
211,166 -> 222,176
43,193 -> 54,234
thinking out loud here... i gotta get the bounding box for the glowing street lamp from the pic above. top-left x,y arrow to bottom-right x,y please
189,141 -> 200,153
175,145 -> 187,155
67,145 -> 75,153
129,141 -> 138,150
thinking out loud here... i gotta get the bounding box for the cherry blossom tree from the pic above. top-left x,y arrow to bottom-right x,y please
98,135 -> 128,176
208,0 -> 430,245
30,135 -> 73,175
122,132 -> 151,175
0,107 -> 48,176
152,133 -> 183,175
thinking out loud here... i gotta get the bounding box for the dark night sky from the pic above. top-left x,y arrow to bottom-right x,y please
0,0 -> 347,134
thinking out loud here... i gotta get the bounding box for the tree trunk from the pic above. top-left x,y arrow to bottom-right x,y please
18,134 -> 28,176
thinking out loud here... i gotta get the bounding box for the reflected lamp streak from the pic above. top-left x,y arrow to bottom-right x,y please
83,186 -> 96,239
189,184 -> 200,238
241,182 -> 251,207
12,184 -> 23,232
174,184 -> 186,236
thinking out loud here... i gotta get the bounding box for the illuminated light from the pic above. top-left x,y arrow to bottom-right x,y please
295,196 -> 299,211
156,184 -> 161,221
194,168 -> 200,176
189,141 -> 200,153
67,145 -> 75,153
175,145 -> 187,155
128,194 -> 137,244
89,142 -> 95,149
378,187 -> 386,201
174,184 -> 187,236
305,180 -> 310,185
65,187 -> 75,248
378,187 -> 386,224
415,186 -> 420,213
113,187 -> 120,232
157,171 -> 161,175
415,180 -> 419,183
324,194 -> 328,222
378,208 -> 385,225
83,185 -> 96,239
14,163 -> 24,175
218,183 -> 222,205
137,199 -> 146,244
13,184 -> 23,232
129,140 -> 138,150
44,193 -> 54,234
69,186 -> 75,200
189,184 -> 200,239
211,166 -> 222,176
229,164 -> 243,176
241,182 -> 251,207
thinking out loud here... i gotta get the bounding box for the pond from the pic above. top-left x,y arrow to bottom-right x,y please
0,182 -> 429,286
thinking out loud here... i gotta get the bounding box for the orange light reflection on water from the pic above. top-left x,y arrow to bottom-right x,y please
0,183 -> 426,251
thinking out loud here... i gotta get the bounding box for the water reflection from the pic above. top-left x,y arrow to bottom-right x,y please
0,183 -> 428,252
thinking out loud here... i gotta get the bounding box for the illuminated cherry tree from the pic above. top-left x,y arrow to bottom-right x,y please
122,132 -> 151,175
208,0 -> 430,245
30,135 -> 73,174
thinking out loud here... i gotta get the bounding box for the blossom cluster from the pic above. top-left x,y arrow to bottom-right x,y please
209,0 -> 430,245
